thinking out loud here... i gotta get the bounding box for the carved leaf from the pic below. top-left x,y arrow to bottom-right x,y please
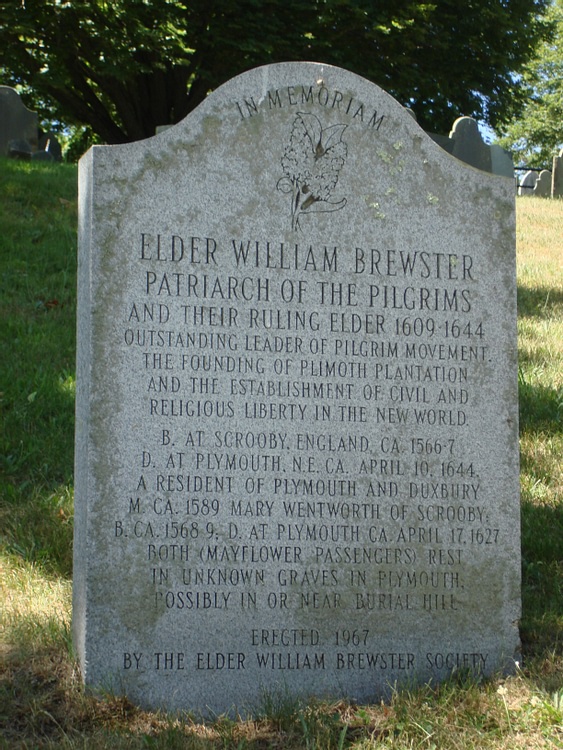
319,123 -> 348,154
304,138 -> 347,204
298,112 -> 323,152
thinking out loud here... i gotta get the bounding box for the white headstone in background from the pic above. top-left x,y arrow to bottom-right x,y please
74,62 -> 521,715
533,169 -> 552,197
518,170 -> 538,196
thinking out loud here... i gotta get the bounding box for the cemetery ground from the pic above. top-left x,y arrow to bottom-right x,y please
0,160 -> 561,749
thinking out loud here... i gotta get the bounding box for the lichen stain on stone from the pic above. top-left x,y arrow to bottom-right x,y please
363,195 -> 386,220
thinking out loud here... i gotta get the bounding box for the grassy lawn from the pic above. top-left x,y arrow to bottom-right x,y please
0,160 -> 562,748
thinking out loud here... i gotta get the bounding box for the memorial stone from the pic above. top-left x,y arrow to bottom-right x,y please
551,149 -> 563,198
74,62 -> 521,715
518,170 -> 538,195
533,169 -> 552,197
427,119 -> 513,178
490,144 -> 515,179
448,116 -> 492,173
0,85 -> 38,156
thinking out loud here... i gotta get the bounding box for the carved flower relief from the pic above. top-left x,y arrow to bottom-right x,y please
277,112 -> 348,231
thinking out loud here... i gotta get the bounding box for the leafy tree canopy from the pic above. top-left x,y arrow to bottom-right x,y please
0,0 -> 552,147
497,0 -> 563,168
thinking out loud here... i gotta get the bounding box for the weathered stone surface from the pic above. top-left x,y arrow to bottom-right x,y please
74,62 -> 521,716
0,86 -> 38,156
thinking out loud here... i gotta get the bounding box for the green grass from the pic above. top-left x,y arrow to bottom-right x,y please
1,162 -> 562,748
516,198 -> 563,691
1,160 -> 76,580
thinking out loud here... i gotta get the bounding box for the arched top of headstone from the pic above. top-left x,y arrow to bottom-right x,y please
0,85 -> 38,156
447,116 -> 492,173
448,116 -> 480,138
116,66 -> 511,179
518,169 -> 539,196
113,62 -> 439,160
85,63 -> 513,244
533,169 -> 552,197
0,85 -> 35,110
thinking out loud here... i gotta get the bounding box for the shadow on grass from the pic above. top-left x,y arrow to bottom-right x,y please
518,377 -> 563,688
0,307 -> 76,577
518,380 -> 562,434
517,262 -> 562,682
517,284 -> 563,319
1,241 -> 76,578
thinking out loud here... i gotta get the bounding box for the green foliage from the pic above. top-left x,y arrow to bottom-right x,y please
497,0 -> 563,167
0,0 -> 552,148
59,124 -> 102,164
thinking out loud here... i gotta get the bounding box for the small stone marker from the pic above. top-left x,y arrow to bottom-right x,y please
74,62 -> 521,715
0,86 -> 38,156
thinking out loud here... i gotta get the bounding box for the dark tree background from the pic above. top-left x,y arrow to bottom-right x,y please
0,0 -> 551,145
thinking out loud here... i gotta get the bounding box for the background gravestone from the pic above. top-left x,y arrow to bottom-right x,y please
426,117 -> 513,177
490,144 -> 515,179
518,169 -> 539,195
37,131 -> 63,161
533,169 -> 552,197
552,148 -> 563,197
448,116 -> 492,173
0,86 -> 38,156
74,62 -> 521,715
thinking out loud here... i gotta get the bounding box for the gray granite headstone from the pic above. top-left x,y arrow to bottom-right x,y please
448,117 -> 492,173
552,149 -> 563,197
518,170 -> 538,196
533,169 -> 552,197
427,119 -> 513,178
74,62 -> 521,715
490,145 -> 515,179
0,86 -> 38,156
